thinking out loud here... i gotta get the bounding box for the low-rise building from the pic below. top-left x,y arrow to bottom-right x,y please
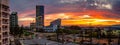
44,25 -> 58,32
30,23 -> 36,31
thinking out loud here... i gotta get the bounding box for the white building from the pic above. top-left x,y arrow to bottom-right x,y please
44,19 -> 61,32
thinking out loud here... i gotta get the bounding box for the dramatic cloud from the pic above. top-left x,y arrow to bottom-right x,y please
18,10 -> 120,26
10,0 -> 120,26
60,0 -> 80,3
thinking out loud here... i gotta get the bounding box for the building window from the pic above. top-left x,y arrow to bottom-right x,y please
2,19 -> 8,24
2,25 -> 8,30
2,4 -> 9,12
2,12 -> 8,18
2,38 -> 8,44
2,32 -> 8,37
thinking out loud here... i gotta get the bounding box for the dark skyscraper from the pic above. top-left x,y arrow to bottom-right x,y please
10,12 -> 18,27
36,5 -> 44,31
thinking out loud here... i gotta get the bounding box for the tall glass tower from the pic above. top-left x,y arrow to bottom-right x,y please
36,5 -> 44,31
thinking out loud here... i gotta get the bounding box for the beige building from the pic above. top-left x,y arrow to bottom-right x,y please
0,0 -> 10,45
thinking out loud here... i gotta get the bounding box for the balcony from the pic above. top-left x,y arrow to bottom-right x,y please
2,12 -> 8,18
1,4 -> 9,12
2,26 -> 8,31
1,10 -> 9,13
1,8 -> 9,13
3,35 -> 8,38
2,12 -> 9,19
2,19 -> 9,25
2,38 -> 8,44
2,32 -> 8,38
2,29 -> 8,31
2,22 -> 8,25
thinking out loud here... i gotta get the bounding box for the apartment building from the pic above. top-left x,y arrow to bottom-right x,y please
0,0 -> 10,45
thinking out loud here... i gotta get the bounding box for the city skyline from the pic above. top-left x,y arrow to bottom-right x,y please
10,0 -> 120,26
5,0 -> 120,45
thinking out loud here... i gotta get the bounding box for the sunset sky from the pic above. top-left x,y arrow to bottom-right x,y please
10,0 -> 120,26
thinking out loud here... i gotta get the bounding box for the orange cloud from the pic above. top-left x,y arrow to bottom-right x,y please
18,9 -> 120,26
45,15 -> 119,26
19,10 -> 35,18
44,10 -> 120,26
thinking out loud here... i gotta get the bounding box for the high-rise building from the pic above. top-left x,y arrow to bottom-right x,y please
0,0 -> 10,45
10,12 -> 18,27
36,5 -> 44,31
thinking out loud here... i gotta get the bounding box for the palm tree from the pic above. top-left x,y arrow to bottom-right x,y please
72,30 -> 77,43
107,30 -> 112,45
18,25 -> 24,37
80,30 -> 84,45
56,28 -> 60,43
97,28 -> 101,45
56,26 -> 64,45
